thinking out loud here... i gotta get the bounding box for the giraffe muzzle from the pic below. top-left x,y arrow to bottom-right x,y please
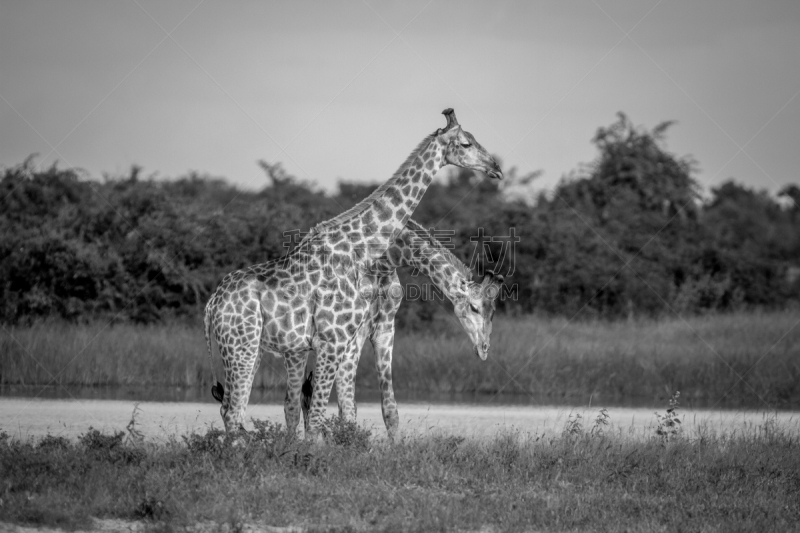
476,342 -> 489,361
483,158 -> 503,180
486,166 -> 503,180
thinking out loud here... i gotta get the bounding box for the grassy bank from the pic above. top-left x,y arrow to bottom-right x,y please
2,311 -> 799,406
1,412 -> 799,532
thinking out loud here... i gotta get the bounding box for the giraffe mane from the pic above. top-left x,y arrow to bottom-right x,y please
404,219 -> 474,281
309,132 -> 437,234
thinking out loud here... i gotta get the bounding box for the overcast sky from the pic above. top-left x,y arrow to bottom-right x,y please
1,0 -> 798,198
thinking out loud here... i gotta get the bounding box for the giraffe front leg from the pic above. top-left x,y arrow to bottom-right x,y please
307,277 -> 371,441
372,274 -> 402,439
372,323 -> 399,439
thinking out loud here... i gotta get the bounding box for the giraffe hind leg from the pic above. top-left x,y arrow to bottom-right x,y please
218,312 -> 263,434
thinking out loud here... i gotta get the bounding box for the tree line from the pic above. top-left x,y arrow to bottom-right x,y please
2,113 -> 798,326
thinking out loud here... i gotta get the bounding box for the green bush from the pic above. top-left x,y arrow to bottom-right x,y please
2,114 -> 798,325
326,416 -> 372,451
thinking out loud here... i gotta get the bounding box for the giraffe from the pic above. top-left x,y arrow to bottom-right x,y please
204,108 -> 502,439
301,218 -> 504,438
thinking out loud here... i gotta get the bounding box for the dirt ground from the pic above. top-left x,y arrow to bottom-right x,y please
2,397 -> 796,442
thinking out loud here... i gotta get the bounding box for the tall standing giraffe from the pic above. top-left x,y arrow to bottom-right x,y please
204,108 -> 502,439
301,218 -> 504,438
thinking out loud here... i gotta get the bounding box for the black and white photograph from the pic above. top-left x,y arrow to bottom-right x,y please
1,1 -> 799,531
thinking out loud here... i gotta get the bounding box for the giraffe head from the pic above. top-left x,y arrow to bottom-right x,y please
454,270 -> 504,360
437,108 -> 503,181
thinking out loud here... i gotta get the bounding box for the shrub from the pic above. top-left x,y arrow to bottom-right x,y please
327,416 -> 372,451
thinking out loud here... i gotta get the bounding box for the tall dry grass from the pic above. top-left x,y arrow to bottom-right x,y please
2,311 -> 798,406
386,311 -> 800,406
1,322 -> 214,388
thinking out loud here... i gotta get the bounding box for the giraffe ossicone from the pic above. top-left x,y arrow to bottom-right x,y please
204,108 -> 501,440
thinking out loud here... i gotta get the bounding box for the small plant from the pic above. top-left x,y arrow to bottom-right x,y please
327,416 -> 372,451
79,428 -> 145,464
250,418 -> 288,447
490,432 -> 521,471
183,427 -> 227,455
37,434 -> 71,451
125,403 -> 145,446
563,412 -> 583,438
432,435 -> 466,463
655,390 -> 682,442
79,428 -> 125,450
591,408 -> 610,437
758,416 -> 781,442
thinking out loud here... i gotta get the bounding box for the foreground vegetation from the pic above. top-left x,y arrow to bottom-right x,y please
3,311 -> 799,407
1,405 -> 799,532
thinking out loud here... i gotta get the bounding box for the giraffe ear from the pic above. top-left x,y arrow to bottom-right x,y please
458,278 -> 471,296
481,270 -> 504,287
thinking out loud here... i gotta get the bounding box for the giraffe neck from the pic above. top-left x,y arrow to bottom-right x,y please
406,239 -> 466,304
355,135 -> 445,259
376,221 -> 470,304
309,133 -> 446,263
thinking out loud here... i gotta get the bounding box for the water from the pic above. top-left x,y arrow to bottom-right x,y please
1,387 -> 798,442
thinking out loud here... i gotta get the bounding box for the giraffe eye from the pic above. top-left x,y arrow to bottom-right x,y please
460,142 -> 471,148
469,303 -> 479,313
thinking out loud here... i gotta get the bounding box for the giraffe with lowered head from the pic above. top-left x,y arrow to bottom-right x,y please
302,218 -> 504,438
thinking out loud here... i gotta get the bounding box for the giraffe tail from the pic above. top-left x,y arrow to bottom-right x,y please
211,381 -> 224,404
204,297 -> 225,404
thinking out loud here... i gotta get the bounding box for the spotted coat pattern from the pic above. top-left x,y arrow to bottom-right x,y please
303,219 -> 504,438
203,109 -> 502,438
